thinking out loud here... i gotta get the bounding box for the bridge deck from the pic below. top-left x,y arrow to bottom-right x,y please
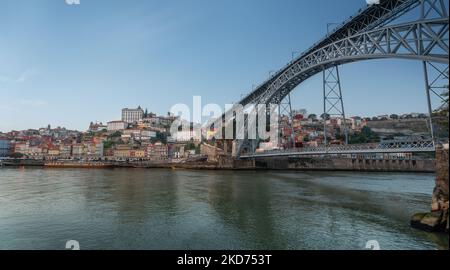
240,144 -> 436,158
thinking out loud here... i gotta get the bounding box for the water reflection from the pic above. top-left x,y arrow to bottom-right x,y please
0,168 -> 447,250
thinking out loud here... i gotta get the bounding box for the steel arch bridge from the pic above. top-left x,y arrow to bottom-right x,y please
236,0 -> 448,107
212,0 -> 449,158
262,17 -> 448,105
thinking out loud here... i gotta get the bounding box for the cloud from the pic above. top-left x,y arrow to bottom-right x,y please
18,99 -> 48,107
16,70 -> 37,83
0,69 -> 37,84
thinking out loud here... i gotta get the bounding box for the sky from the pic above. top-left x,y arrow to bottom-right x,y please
0,0 -> 444,132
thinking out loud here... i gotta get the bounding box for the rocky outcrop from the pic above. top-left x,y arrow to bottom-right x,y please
411,144 -> 449,233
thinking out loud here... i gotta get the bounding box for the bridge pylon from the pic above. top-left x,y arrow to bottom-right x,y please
279,93 -> 295,149
422,61 -> 449,142
322,65 -> 349,146
419,0 -> 449,143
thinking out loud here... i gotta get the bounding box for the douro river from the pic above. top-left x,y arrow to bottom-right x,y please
0,168 -> 448,250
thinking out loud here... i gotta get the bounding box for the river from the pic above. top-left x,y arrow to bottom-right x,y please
0,168 -> 448,250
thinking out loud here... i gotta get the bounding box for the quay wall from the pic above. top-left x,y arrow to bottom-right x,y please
411,144 -> 449,232
232,157 -> 435,172
2,157 -> 435,173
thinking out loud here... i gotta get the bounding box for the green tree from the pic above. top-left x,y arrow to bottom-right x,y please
108,131 -> 122,139
103,141 -> 115,149
151,132 -> 167,144
320,113 -> 330,120
9,152 -> 24,158
348,127 -> 379,144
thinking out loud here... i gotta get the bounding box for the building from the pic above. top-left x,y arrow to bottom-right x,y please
140,130 -> 157,141
350,117 -> 363,131
14,142 -> 29,155
72,144 -> 85,157
122,107 -> 144,123
107,121 -> 128,132
88,122 -> 107,133
131,150 -> 146,158
147,142 -> 168,160
113,145 -> 132,158
171,130 -> 201,143
86,143 -> 104,157
47,148 -> 60,157
337,118 -> 353,129
0,138 -> 11,157
59,144 -> 72,158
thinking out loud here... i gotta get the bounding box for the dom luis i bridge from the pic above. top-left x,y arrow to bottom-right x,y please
209,0 -> 449,159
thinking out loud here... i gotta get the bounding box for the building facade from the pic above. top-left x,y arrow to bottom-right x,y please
107,121 -> 128,132
0,139 -> 11,157
122,107 -> 144,123
147,142 -> 168,160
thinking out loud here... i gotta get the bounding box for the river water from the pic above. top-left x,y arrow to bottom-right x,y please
0,168 -> 448,250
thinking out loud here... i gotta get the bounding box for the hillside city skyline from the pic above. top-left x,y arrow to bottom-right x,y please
0,106 -> 433,133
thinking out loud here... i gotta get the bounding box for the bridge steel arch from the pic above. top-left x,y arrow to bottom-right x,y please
211,0 -> 449,157
260,17 -> 449,105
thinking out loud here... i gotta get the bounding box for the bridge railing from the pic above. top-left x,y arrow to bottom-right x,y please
243,140 -> 436,158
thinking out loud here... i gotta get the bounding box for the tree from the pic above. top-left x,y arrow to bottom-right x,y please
390,114 -> 399,120
9,152 -> 24,158
441,88 -> 449,113
320,113 -> 330,120
151,132 -> 167,144
308,114 -> 317,120
348,126 -> 380,144
103,141 -> 115,149
185,142 -> 197,151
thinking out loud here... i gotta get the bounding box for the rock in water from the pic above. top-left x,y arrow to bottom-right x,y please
411,212 -> 444,232
421,211 -> 443,232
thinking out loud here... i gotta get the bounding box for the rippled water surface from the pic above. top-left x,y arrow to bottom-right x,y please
0,168 -> 448,250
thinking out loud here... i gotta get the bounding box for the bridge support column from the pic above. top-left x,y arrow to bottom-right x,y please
422,61 -> 449,143
279,93 -> 295,149
323,65 -> 349,146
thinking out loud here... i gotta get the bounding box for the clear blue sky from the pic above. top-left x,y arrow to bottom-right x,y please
0,0 -> 438,132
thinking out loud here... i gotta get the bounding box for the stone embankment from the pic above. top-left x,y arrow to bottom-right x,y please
411,144 -> 449,233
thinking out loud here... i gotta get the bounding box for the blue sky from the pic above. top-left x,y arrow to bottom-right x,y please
0,0 -> 440,131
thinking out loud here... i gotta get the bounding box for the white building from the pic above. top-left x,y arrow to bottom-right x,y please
107,121 -> 128,132
171,130 -> 201,143
122,107 -> 144,123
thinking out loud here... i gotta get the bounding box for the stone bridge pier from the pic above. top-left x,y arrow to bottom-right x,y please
411,144 -> 449,233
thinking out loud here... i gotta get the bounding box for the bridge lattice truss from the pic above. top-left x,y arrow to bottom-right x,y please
265,17 -> 448,104
212,0 -> 449,157
240,139 -> 436,158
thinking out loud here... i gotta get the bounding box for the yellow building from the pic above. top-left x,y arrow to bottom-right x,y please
132,150 -> 146,158
47,149 -> 60,156
114,150 -> 132,158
